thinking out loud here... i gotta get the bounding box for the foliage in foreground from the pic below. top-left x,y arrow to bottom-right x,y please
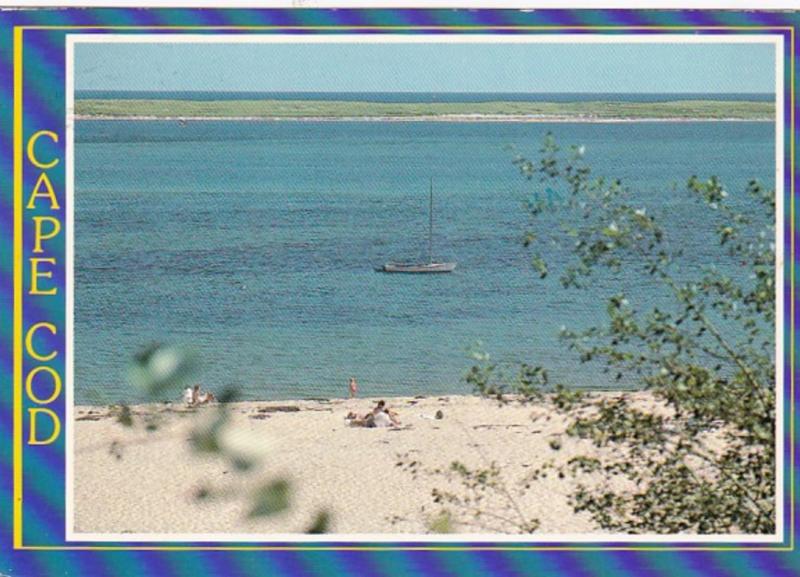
111,344 -> 329,534
463,134 -> 776,534
393,452 -> 541,534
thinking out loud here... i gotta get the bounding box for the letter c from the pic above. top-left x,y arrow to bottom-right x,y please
25,322 -> 57,362
26,130 -> 60,170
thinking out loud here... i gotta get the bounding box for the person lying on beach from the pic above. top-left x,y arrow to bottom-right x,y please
345,411 -> 373,427
345,401 -> 400,428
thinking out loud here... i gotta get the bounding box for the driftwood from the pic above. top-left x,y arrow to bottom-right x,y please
256,405 -> 300,413
472,424 -> 538,431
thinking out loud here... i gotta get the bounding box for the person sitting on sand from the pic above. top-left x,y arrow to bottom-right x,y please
372,400 -> 401,426
371,410 -> 393,428
184,384 -> 215,406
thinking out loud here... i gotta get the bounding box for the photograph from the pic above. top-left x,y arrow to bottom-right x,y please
66,35 -> 781,540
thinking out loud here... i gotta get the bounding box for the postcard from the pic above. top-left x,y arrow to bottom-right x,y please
1,6 -> 796,577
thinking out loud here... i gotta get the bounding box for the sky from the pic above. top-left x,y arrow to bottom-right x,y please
75,41 -> 776,93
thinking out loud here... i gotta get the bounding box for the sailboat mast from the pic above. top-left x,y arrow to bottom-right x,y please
428,178 -> 434,264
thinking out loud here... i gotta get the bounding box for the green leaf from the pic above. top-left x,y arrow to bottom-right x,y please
531,255 -> 548,279
248,479 -> 291,518
428,511 -> 454,534
306,510 -> 331,534
188,414 -> 227,455
128,343 -> 199,397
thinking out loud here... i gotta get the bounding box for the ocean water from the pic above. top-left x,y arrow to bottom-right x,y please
74,120 -> 775,404
75,91 -> 775,103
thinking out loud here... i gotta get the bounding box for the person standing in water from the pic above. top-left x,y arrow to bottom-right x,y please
348,377 -> 358,398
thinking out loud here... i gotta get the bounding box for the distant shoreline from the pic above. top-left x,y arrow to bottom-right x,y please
74,114 -> 774,123
73,98 -> 775,122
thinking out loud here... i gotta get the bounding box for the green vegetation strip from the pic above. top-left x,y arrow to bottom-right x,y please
75,99 -> 774,120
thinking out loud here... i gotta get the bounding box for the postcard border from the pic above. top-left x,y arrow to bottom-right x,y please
12,22 -> 796,553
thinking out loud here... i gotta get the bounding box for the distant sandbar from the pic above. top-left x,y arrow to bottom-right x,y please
73,98 -> 775,123
74,114 -> 773,123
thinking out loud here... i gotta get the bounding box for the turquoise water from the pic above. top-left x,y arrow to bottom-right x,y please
74,120 -> 774,404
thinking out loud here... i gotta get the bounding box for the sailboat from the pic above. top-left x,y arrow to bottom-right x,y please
379,179 -> 457,274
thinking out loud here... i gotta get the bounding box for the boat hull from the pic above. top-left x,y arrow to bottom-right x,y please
380,262 -> 457,274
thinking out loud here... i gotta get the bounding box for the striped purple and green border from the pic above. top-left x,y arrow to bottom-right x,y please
0,8 -> 796,577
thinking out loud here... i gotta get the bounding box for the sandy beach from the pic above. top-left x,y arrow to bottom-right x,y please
72,391 -> 668,538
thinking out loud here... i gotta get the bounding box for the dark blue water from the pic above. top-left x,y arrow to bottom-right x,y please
73,120 -> 774,405
76,91 -> 775,103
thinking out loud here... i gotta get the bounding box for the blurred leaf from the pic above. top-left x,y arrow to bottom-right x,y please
217,386 -> 240,404
428,511 -> 454,534
194,485 -> 212,502
189,413 -> 227,454
248,479 -> 291,518
230,455 -> 255,473
128,343 -> 199,397
305,510 -> 331,534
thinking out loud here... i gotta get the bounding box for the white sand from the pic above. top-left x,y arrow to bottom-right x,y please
72,392 -> 663,537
